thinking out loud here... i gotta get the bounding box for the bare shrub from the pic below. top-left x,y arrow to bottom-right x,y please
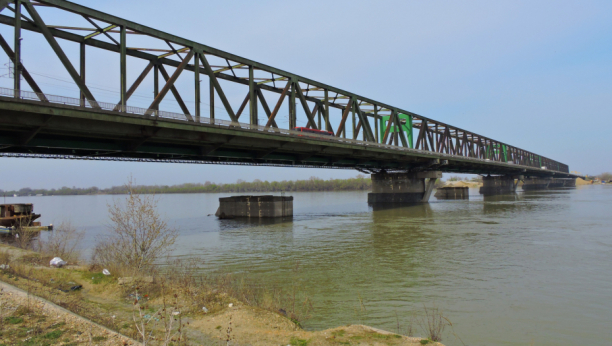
35,221 -> 83,263
417,304 -> 448,342
12,216 -> 36,250
93,178 -> 178,276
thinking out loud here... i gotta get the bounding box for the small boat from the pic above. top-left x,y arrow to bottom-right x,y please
0,203 -> 52,233
0,203 -> 41,227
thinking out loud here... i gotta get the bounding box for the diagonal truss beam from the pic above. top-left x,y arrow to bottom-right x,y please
256,88 -> 278,128
354,100 -> 375,142
82,17 -> 117,43
294,82 -> 318,129
22,0 -> 99,107
112,61 -> 153,111
156,64 -> 193,120
265,82 -> 290,128
381,112 -> 395,145
235,92 -> 250,120
200,54 -> 238,122
335,99 -> 353,137
0,0 -> 11,13
305,103 -> 319,129
0,33 -> 48,101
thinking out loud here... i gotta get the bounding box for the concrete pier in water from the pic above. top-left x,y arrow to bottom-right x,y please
368,171 -> 441,203
435,186 -> 469,199
479,175 -> 519,195
523,177 -> 577,190
216,195 -> 293,218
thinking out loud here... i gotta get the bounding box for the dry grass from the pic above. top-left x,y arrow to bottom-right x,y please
34,220 -> 84,263
127,259 -> 314,329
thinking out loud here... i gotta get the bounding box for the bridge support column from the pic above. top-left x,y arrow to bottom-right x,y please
479,175 -> 519,195
368,171 -> 441,204
546,178 -> 576,188
522,177 -> 551,190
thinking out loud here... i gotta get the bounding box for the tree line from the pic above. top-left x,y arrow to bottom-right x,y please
1,175 -> 372,196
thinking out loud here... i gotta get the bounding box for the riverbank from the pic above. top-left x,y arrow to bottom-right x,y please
440,181 -> 482,188
0,176 -> 373,197
0,243 -> 443,345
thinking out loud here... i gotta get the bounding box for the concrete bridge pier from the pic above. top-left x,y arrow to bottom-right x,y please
563,178 -> 577,187
368,171 -> 442,203
479,175 -> 519,195
522,177 -> 551,190
522,177 -> 577,190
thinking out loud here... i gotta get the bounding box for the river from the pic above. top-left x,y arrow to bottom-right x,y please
4,185 -> 612,346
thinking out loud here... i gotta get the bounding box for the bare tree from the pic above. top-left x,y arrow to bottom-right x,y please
36,221 -> 83,263
93,178 -> 178,275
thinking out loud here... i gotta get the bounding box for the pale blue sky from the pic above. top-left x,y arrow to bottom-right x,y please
0,0 -> 610,189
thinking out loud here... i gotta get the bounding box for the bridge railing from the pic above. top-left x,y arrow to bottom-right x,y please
0,87 -> 569,174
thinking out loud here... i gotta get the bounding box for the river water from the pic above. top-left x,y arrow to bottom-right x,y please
5,185 -> 612,346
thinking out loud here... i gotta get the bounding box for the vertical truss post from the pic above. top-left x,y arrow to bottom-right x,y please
249,65 -> 257,125
374,105 -> 379,143
289,79 -> 296,129
79,41 -> 85,107
209,77 -> 214,123
194,52 -> 200,122
324,89 -> 330,132
13,0 -> 21,98
119,25 -> 126,110
352,99 -> 356,139
317,104 -> 321,129
153,63 -> 159,116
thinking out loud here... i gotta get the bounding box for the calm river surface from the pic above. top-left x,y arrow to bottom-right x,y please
6,185 -> 612,345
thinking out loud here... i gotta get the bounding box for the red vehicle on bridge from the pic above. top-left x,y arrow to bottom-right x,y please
293,127 -> 334,137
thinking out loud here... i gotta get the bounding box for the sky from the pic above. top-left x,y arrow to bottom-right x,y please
0,0 -> 611,190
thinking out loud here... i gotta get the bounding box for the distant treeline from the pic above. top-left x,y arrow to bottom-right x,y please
1,176 -> 372,196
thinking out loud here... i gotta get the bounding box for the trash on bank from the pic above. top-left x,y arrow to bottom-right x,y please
0,264 -> 9,270
50,257 -> 67,268
102,269 -> 111,276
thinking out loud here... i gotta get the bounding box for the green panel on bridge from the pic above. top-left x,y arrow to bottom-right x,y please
488,144 -> 508,162
379,114 -> 413,148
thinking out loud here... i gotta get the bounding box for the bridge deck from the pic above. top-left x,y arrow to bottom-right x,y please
0,90 -> 579,178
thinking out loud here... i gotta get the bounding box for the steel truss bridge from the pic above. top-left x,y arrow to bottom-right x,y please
0,0 -> 577,178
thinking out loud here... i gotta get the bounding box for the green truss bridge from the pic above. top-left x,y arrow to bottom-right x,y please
0,0 -> 580,187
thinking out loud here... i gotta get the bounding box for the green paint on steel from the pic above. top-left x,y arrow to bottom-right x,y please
379,113 -> 413,148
